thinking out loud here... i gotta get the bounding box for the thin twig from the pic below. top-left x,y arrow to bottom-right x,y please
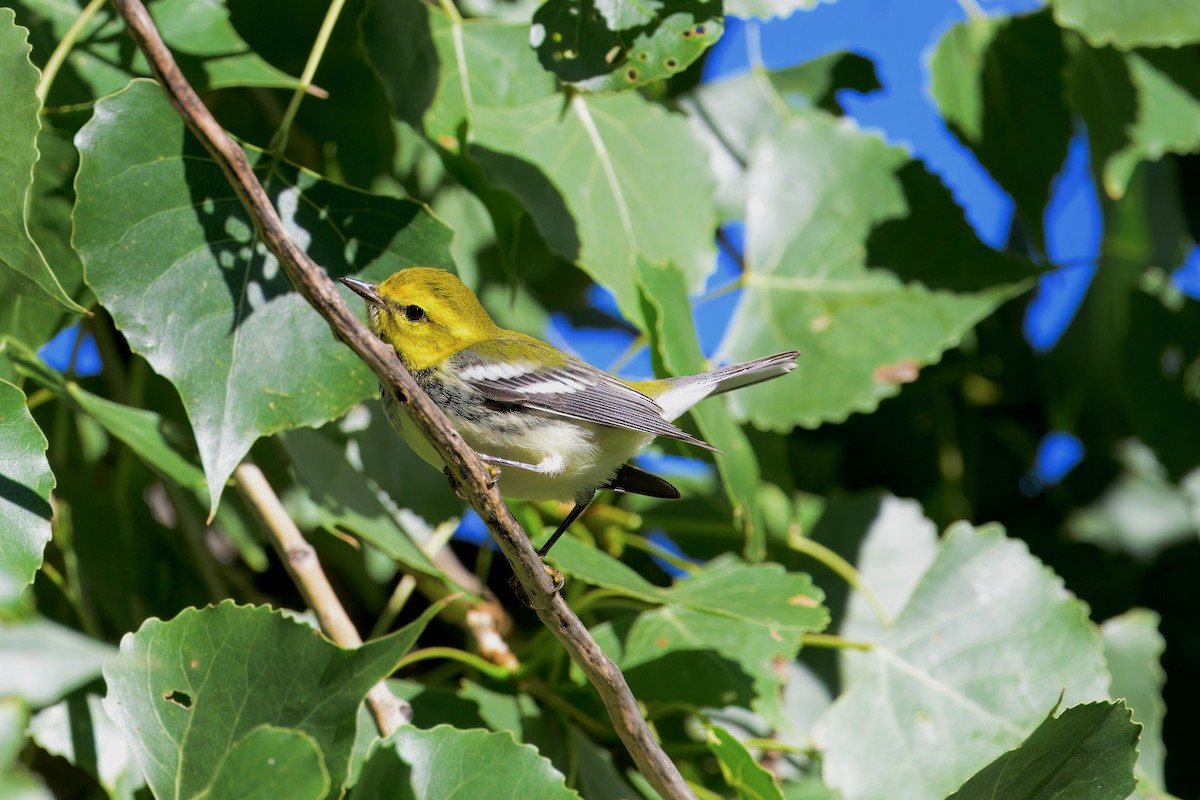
235,462 -> 412,735
110,2 -> 692,795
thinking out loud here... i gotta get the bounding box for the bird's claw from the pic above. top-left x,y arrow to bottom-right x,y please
484,463 -> 501,489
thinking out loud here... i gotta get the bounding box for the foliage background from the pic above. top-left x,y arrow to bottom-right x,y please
1,0 -> 1198,797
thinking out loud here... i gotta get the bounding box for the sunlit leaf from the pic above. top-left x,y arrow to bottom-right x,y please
30,693 -> 145,800
74,80 -> 455,511
814,524 -> 1110,800
683,52 -> 881,218
716,110 -> 1029,429
0,619 -> 116,707
1101,609 -> 1167,791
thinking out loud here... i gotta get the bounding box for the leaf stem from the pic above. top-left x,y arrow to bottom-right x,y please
369,519 -> 458,640
800,633 -> 873,650
268,0 -> 348,160
616,532 -> 699,575
436,0 -> 463,23
788,535 -> 893,628
396,646 -> 514,680
37,0 -> 108,105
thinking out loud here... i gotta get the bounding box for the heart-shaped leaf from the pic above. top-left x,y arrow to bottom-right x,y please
0,379 -> 54,609
74,79 -> 455,511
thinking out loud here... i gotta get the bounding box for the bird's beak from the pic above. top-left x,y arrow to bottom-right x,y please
339,277 -> 385,308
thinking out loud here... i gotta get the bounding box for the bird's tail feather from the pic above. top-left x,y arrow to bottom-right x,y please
653,351 -> 799,421
705,351 -> 800,397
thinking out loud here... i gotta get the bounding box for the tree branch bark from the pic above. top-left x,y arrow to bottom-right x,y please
108,1 -> 693,796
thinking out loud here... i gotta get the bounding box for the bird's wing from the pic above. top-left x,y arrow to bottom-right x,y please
450,337 -> 716,451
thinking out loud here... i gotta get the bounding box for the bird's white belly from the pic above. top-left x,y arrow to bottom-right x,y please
390,403 -> 651,502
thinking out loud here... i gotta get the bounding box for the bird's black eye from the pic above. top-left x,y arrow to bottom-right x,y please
404,305 -> 427,323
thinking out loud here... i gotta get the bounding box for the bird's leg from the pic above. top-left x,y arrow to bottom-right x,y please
508,498 -> 592,605
443,453 -> 511,499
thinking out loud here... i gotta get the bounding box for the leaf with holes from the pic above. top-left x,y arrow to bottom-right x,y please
946,701 -> 1138,800
813,524 -> 1111,800
0,10 -> 84,314
102,600 -> 446,800
352,725 -> 579,799
531,0 -> 721,92
715,109 -> 1031,429
470,92 -> 716,328
74,80 -> 455,512
0,380 -> 54,610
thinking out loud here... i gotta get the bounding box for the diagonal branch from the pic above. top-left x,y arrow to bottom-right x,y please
108,1 -> 693,796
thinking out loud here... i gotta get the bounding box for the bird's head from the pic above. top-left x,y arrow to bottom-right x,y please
340,268 -> 498,371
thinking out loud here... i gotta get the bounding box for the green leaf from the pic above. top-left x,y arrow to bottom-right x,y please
716,110 -> 1026,428
9,343 -> 206,495
531,0 -> 722,92
29,693 -> 145,800
561,543 -> 827,722
0,698 -> 26,769
707,724 -> 785,800
20,0 -> 301,107
279,413 -> 449,578
1102,52 -> 1200,199
0,9 -> 83,314
206,725 -> 331,800
1051,0 -> 1200,49
683,52 -> 881,218
102,600 -> 445,800
469,92 -> 717,328
637,257 -> 767,559
813,524 -> 1110,800
0,619 -> 116,707
0,379 -> 54,610
363,2 -> 556,152
74,79 -> 455,511
1101,610 -> 1167,790
929,12 -> 1072,248
352,725 -> 580,799
946,701 -> 1139,800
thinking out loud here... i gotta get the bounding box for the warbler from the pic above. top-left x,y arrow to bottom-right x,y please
341,268 -> 797,581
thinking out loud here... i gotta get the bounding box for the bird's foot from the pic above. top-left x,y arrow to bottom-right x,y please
508,561 -> 565,607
